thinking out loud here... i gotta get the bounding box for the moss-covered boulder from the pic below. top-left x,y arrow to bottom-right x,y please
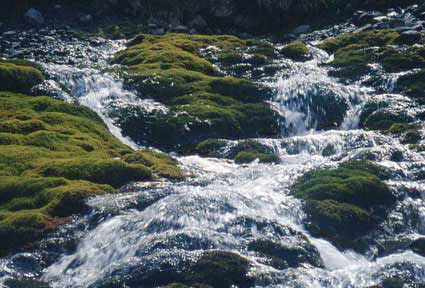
291,160 -> 396,249
319,30 -> 425,86
0,91 -> 183,253
0,60 -> 44,94
113,34 -> 279,151
281,42 -> 311,61
248,238 -> 323,269
195,139 -> 280,164
185,251 -> 253,288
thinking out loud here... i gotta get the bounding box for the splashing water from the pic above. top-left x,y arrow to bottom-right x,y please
0,32 -> 423,288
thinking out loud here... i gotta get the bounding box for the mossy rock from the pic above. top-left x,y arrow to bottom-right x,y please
363,110 -> 412,131
194,139 -> 227,157
113,34 -> 279,150
248,239 -> 323,269
0,60 -> 44,94
291,161 -> 395,249
281,42 -> 310,61
195,139 -> 280,164
0,92 -> 183,253
185,251 -> 253,288
397,70 -> 425,103
123,150 -> 185,180
319,30 -> 425,83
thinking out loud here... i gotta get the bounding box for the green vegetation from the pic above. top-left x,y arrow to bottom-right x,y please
319,30 -> 425,84
397,70 -> 425,103
185,251 -> 252,288
0,86 -> 183,253
291,160 -> 395,249
281,42 -> 310,60
113,34 -> 279,150
248,239 -> 322,269
195,139 -> 280,164
0,60 -> 44,94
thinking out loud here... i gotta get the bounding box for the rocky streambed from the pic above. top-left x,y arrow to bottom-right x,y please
0,2 -> 425,288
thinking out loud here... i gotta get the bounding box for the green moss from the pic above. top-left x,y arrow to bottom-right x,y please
0,92 -> 182,253
319,30 -> 425,83
318,30 -> 399,54
114,34 -> 279,150
0,60 -> 44,94
397,70 -> 425,103
389,123 -> 418,134
185,251 -> 253,288
123,150 -> 184,180
234,151 -> 280,164
195,139 -> 227,157
291,164 -> 395,249
34,158 -> 152,188
281,42 -> 310,60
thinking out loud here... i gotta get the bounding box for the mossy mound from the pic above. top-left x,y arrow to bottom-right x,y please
0,60 -> 44,94
281,42 -> 311,61
291,160 -> 395,249
195,139 -> 280,164
185,251 -> 253,288
113,34 -> 279,151
248,239 -> 323,269
122,150 -> 185,180
0,92 -> 183,253
319,30 -> 425,84
397,70 -> 425,103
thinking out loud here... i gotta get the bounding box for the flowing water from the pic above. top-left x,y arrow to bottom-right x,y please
1,15 -> 425,288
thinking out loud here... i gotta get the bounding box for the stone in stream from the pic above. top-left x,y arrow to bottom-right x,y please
24,8 -> 45,26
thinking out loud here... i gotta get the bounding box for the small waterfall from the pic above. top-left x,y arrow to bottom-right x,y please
271,46 -> 373,135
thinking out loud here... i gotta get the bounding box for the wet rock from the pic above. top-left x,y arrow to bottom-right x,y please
79,14 -> 93,24
248,238 -> 323,269
24,8 -> 44,26
152,28 -> 165,35
189,15 -> 208,31
293,25 -> 311,35
394,30 -> 423,44
172,25 -> 189,33
4,279 -> 51,288
410,237 -> 425,256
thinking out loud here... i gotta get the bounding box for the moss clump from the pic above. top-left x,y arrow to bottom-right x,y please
113,34 -> 279,150
248,239 -> 323,269
319,30 -> 425,82
0,60 -> 44,94
291,161 -> 395,249
185,251 -> 253,288
122,150 -> 185,180
195,139 -> 280,164
397,70 -> 425,103
0,92 -> 183,253
234,151 -> 279,164
281,42 -> 310,60
195,139 -> 227,157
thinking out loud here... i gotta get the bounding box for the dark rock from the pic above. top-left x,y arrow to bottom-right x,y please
394,30 -> 423,44
293,25 -> 311,35
189,15 -> 208,31
79,14 -> 93,23
24,8 -> 44,26
411,238 -> 425,257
